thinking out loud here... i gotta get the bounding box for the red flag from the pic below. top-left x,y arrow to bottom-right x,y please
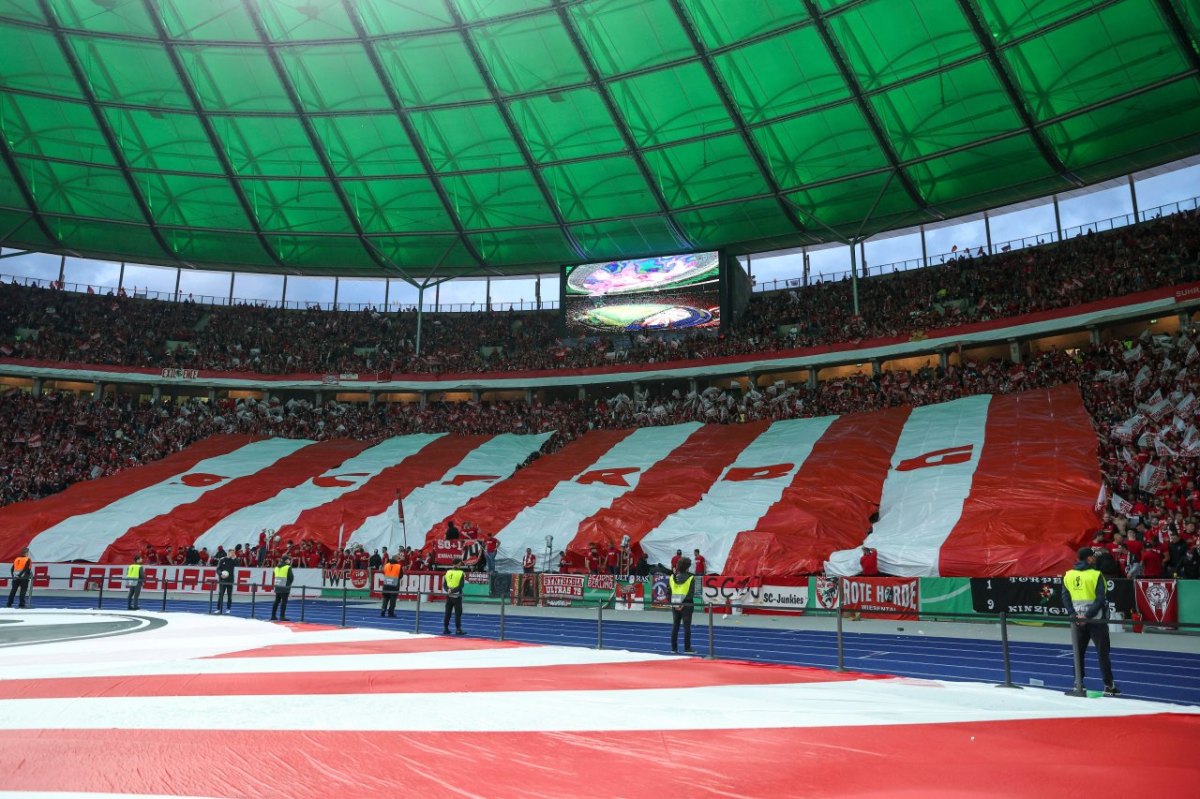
1135,579 -> 1177,630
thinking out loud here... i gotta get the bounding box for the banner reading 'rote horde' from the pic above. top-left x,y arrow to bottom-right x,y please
0,387 -> 1101,579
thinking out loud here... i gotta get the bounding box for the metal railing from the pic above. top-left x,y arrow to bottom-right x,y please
750,194 -> 1200,293
0,275 -> 560,315
11,575 -> 1196,702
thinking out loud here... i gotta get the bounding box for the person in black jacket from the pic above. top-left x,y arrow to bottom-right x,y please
271,556 -> 295,621
669,557 -> 698,654
7,547 -> 32,609
214,550 -> 238,614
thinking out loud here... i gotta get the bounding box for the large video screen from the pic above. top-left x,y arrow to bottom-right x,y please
563,251 -> 721,333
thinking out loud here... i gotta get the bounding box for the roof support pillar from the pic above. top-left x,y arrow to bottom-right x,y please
175,268 -> 181,301
228,271 -> 234,304
921,225 -> 929,267
984,211 -> 993,255
803,249 -> 810,287
1053,195 -> 1063,241
118,262 -> 125,293
849,240 -> 860,317
384,278 -> 390,310
1129,175 -> 1140,223
416,284 -> 425,357
57,255 -> 65,285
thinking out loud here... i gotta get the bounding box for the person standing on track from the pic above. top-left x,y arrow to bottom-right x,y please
380,555 -> 403,618
443,557 -> 466,635
271,556 -> 294,621
1062,547 -> 1120,696
6,547 -> 32,609
125,555 -> 145,610
669,556 -> 697,655
214,549 -> 237,614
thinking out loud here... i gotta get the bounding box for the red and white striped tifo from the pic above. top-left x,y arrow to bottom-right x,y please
0,611 -> 1197,798
0,386 -> 1102,577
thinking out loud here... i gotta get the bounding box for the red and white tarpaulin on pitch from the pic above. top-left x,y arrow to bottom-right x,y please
0,611 -> 1196,799
0,387 -> 1101,578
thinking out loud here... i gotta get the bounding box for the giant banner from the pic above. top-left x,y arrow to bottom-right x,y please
813,576 -> 919,620
0,563 -> 324,594
0,387 -> 1101,579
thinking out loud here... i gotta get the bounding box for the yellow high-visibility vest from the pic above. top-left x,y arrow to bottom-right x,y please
668,574 -> 694,606
1063,568 -> 1102,602
126,564 -> 142,580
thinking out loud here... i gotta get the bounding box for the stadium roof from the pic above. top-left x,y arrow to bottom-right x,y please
0,0 -> 1198,278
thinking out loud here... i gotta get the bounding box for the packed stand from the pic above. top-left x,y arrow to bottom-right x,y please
0,389 -> 585,507
5,321 -> 1200,576
3,210 -> 1199,376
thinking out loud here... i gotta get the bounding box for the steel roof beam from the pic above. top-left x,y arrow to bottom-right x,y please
441,0 -> 587,262
138,0 -> 288,270
338,0 -> 486,273
37,0 -> 182,264
1153,0 -> 1200,75
956,0 -> 1084,188
552,0 -> 694,252
240,0 -> 407,276
665,0 -> 813,242
800,0 -> 940,222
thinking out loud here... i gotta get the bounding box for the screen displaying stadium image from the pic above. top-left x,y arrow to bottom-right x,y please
563,251 -> 721,333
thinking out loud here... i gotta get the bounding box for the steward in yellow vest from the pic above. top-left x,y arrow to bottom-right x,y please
443,558 -> 466,635
271,556 -> 294,622
126,555 -> 145,610
1061,547 -> 1118,696
669,557 -> 697,655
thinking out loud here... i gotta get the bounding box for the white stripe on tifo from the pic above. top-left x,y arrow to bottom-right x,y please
347,498 -> 404,553
0,643 -> 661,681
400,432 -> 554,540
0,679 -> 1187,732
825,394 -> 991,577
27,438 -> 313,562
192,434 -> 443,551
495,423 -> 703,561
640,416 -> 837,573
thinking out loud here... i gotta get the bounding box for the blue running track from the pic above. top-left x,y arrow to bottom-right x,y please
25,594 -> 1200,707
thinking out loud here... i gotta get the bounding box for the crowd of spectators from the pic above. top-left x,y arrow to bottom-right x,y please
4,322 -> 1200,576
2,209 -> 1198,376
0,390 -> 586,507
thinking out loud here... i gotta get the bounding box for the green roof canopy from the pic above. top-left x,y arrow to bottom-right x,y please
0,0 -> 1198,276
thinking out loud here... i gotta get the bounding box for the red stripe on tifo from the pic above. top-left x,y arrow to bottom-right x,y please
570,422 -> 768,557
1,715 -> 1196,798
939,386 -> 1102,577
435,428 -> 637,538
275,435 -> 490,551
725,407 -> 911,576
211,636 -> 529,658
4,659 -> 879,700
273,622 -> 343,633
0,435 -> 260,562
100,439 -> 373,563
